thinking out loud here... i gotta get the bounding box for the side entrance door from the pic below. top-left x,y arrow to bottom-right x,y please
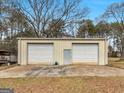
64,49 -> 72,65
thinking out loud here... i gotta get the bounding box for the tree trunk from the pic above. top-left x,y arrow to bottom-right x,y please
121,37 -> 124,60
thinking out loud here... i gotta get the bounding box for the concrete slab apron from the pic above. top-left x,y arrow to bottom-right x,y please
0,65 -> 124,78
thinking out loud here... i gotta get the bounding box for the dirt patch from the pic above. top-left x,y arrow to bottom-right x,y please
0,64 -> 17,71
108,57 -> 124,69
0,65 -> 124,78
3,65 -> 46,73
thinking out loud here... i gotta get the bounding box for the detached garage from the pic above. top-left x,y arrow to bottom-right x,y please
18,38 -> 108,65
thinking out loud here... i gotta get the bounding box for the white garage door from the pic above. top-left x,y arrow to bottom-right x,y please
72,44 -> 98,64
28,44 -> 53,64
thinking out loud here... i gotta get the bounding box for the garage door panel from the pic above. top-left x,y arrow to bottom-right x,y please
28,44 -> 53,64
73,44 -> 98,63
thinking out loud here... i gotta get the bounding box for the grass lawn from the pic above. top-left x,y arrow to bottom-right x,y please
0,77 -> 124,93
108,57 -> 124,69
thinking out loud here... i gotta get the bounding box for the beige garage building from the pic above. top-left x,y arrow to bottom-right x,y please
18,38 -> 108,65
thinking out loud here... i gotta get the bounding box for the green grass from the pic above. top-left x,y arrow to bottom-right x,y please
0,77 -> 124,93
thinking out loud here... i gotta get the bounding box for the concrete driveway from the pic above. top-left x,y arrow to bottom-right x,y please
0,65 -> 124,78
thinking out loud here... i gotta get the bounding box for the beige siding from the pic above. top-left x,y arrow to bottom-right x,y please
18,38 -> 108,65
53,41 -> 72,65
18,39 -> 21,64
98,41 -> 105,65
105,40 -> 108,65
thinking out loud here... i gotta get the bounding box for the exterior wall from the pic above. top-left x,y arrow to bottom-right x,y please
18,38 -> 108,65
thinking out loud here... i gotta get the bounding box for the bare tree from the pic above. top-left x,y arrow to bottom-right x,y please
17,0 -> 89,37
0,0 -> 20,39
102,2 -> 124,59
0,20 -> 8,40
45,19 -> 65,37
0,0 -> 89,52
8,9 -> 30,38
